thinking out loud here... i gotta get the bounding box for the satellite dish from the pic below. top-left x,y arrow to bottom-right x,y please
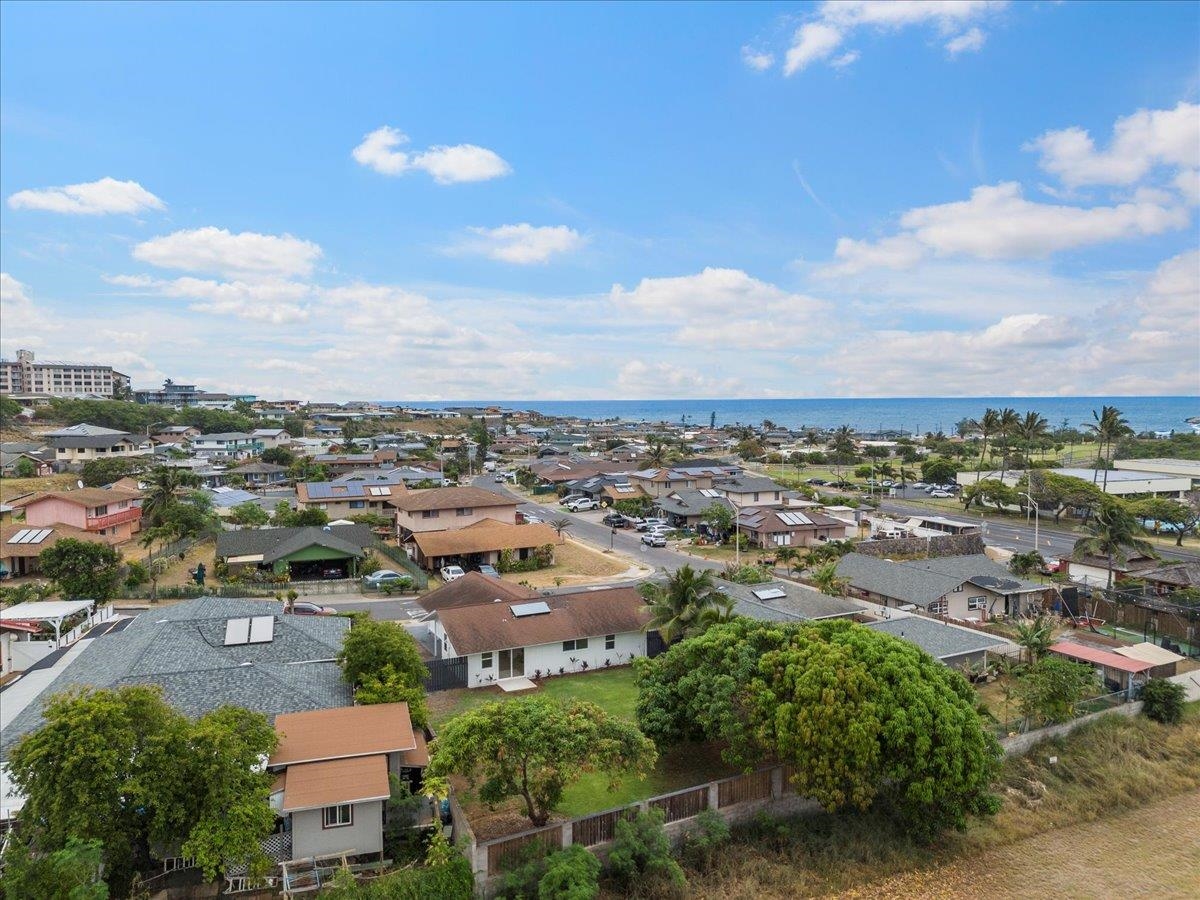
77,480 -> 85,489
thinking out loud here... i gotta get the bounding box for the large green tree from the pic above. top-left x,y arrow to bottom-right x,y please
6,686 -> 277,891
140,466 -> 201,527
80,456 -> 143,487
427,696 -> 656,826
1016,656 -> 1099,727
1133,495 -> 1199,547
338,618 -> 428,723
229,501 -> 270,527
634,618 -> 1001,837
38,539 -> 123,600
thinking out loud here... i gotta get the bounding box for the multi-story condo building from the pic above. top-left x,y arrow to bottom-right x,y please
0,349 -> 130,398
133,380 -> 256,408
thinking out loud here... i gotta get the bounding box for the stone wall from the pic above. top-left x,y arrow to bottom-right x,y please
855,533 -> 985,559
999,702 -> 1142,757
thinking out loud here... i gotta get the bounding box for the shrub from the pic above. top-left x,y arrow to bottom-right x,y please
123,561 -> 149,590
1140,678 -> 1186,725
538,845 -> 600,900
607,808 -> 685,894
678,808 -> 730,872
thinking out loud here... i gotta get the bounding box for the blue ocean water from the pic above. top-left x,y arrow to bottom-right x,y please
385,397 -> 1198,434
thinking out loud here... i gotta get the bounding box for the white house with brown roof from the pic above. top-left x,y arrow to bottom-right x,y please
735,507 -> 849,549
267,703 -> 429,861
391,486 -> 519,538
409,520 -> 559,571
429,586 -> 652,687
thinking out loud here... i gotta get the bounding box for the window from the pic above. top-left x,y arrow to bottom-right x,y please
349,501 -> 365,509
456,507 -> 473,516
605,634 -> 615,650
752,492 -> 759,502
952,584 -> 963,592
928,599 -> 949,616
481,651 -> 493,669
968,596 -> 987,611
562,638 -> 589,651
93,505 -> 109,516
422,510 -> 440,519
322,804 -> 353,828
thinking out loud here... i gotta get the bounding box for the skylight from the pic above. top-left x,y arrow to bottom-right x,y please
752,588 -> 787,601
510,601 -> 551,618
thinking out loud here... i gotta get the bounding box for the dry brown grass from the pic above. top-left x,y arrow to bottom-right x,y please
499,538 -> 644,588
153,541 -> 217,588
0,473 -> 79,502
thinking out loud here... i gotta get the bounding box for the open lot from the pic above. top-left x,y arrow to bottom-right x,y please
429,667 -> 734,839
499,537 -> 646,588
0,473 -> 80,501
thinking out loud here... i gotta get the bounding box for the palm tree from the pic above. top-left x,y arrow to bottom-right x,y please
1072,501 -> 1155,592
549,517 -> 572,543
1016,410 -> 1048,463
966,408 -> 1001,476
811,561 -> 848,597
774,546 -> 800,576
828,425 -> 856,481
1013,613 -> 1054,664
639,565 -> 721,643
141,466 -> 200,527
996,407 -> 1020,483
697,596 -> 738,630
645,439 -> 671,468
1084,406 -> 1132,492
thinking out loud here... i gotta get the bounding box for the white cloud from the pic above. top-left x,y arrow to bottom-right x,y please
1026,102 -> 1200,188
132,227 -> 322,278
352,126 -> 511,184
945,26 -> 985,55
454,224 -> 586,264
7,177 -> 165,215
1136,249 -> 1199,331
741,46 -> 775,71
107,273 -> 312,324
0,273 -> 57,349
616,360 -> 742,398
253,358 -> 322,376
825,182 -> 1188,268
781,0 -> 1006,75
784,22 -> 844,75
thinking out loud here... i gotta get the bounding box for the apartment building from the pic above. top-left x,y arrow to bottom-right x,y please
0,349 -> 130,398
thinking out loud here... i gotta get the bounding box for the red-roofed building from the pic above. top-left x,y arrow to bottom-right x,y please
1048,640 -> 1154,698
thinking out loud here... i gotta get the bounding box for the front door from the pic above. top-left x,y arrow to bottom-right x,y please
499,648 -> 524,679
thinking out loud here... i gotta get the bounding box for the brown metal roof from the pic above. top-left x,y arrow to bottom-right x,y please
270,702 -> 418,766
412,520 -> 560,559
437,586 -> 651,656
418,571 -> 539,612
280,754 -> 390,812
389,486 -> 518,512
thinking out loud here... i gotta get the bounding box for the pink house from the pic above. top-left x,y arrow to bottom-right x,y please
11,488 -> 143,543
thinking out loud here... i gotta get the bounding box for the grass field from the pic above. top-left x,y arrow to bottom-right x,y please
655,706 -> 1200,900
429,667 -> 735,837
499,537 -> 642,588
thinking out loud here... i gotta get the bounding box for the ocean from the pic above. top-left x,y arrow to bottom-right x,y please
383,396 -> 1198,435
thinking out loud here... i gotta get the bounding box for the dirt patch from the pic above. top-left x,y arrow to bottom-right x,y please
841,789 -> 1200,900
500,538 -> 645,588
0,473 -> 79,502
148,541 -> 217,588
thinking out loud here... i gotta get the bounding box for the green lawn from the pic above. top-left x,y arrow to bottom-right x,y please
428,667 -> 736,822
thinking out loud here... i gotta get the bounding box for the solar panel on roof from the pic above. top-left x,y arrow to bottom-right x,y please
752,588 -> 787,601
699,489 -> 721,497
511,601 -> 551,617
777,512 -> 813,526
224,617 -> 252,646
247,615 -> 275,644
28,529 -> 53,544
9,529 -> 32,544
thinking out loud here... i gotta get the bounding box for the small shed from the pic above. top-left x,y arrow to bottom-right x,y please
1112,642 -> 1185,679
1048,640 -> 1154,698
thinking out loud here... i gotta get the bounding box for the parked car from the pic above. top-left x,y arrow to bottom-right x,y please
494,474 -> 506,483
288,601 -> 338,616
636,518 -> 667,531
602,513 -> 628,527
521,513 -> 544,524
320,567 -> 345,579
929,489 -> 954,498
559,494 -> 586,506
439,565 -> 466,582
806,478 -> 828,485
641,533 -> 667,547
564,497 -> 600,512
911,481 -> 927,489
477,564 -> 501,578
362,569 -> 410,589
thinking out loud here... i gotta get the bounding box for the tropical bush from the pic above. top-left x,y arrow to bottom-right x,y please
1140,678 -> 1186,725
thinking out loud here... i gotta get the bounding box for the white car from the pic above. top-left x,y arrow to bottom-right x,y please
439,565 -> 466,582
636,518 -> 668,532
564,497 -> 600,512
929,489 -> 954,498
522,514 -> 544,524
911,481 -> 927,489
641,533 -> 667,548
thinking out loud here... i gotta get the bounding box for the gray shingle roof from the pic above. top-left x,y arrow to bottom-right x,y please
717,580 -> 863,621
0,597 -> 351,759
866,616 -> 1008,662
836,553 -> 1044,608
655,490 -> 734,517
216,524 -> 374,560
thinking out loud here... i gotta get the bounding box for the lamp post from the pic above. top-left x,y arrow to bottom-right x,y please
1020,491 -> 1040,552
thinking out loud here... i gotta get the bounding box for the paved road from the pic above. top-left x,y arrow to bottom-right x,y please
326,595 -> 429,621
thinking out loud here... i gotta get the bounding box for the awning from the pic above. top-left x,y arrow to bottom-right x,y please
280,755 -> 390,812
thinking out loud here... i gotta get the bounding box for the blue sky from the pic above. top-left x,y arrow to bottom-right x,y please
2,1 -> 1197,401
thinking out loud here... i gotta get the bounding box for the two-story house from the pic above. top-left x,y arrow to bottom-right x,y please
735,507 -> 849,549
294,481 -> 407,519
711,475 -> 787,508
189,432 -> 263,459
250,428 -> 293,449
390,486 -> 519,539
44,423 -> 152,465
10,487 -> 143,542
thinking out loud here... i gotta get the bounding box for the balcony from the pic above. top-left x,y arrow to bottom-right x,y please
86,506 -> 142,531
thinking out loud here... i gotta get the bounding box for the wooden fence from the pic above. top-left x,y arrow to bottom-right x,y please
717,769 -> 772,808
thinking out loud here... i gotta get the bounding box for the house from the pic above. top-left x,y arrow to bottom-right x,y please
560,475 -> 648,507
267,703 -> 429,862
735,507 -> 849,549
0,450 -> 53,477
151,425 -> 201,445
1047,640 -> 1154,698
0,597 -> 353,760
251,428 -> 293,449
189,432 -> 263,459
410,520 -> 559,572
1111,642 -> 1184,678
1135,561 -> 1200,597
711,475 -> 787,508
835,553 -> 1049,620
656,489 -> 735,530
1064,553 -> 1159,589
231,461 -> 290,486
866,616 -> 1013,669
717,580 -> 863,622
626,466 -> 739,498
418,571 -> 539,613
295,480 -> 406,519
9,487 -> 143,542
1,522 -> 110,577
216,524 -> 376,581
429,586 -> 652,687
332,466 -> 441,486
390,486 -> 519,538
529,458 -> 631,486
314,451 -> 398,473
44,423 -> 152,464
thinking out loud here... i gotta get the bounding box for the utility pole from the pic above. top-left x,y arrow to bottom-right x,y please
1020,491 -> 1040,552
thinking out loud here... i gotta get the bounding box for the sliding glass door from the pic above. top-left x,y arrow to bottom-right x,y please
498,648 -> 525,679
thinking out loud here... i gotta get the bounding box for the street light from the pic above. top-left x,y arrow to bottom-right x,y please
1020,491 -> 1040,552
